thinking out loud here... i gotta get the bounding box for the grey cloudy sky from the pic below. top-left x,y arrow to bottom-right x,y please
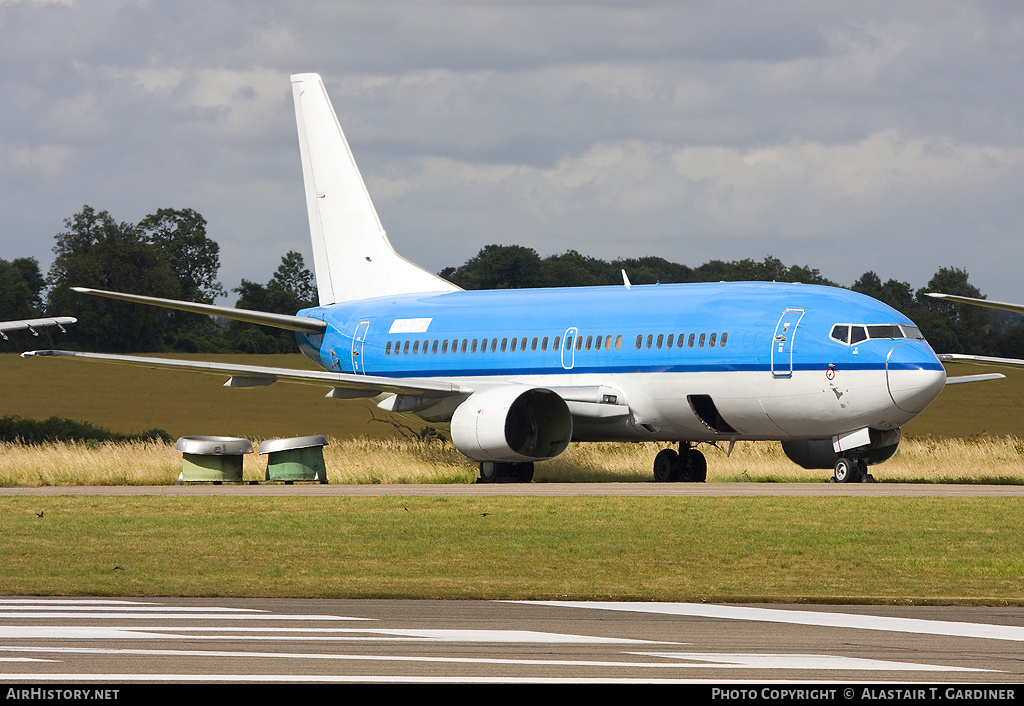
2,0 -> 1023,304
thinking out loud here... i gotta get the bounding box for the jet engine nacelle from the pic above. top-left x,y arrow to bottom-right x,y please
782,428 -> 901,469
450,386 -> 573,463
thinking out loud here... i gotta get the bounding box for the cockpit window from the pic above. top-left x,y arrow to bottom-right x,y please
831,323 -> 926,346
867,325 -> 903,339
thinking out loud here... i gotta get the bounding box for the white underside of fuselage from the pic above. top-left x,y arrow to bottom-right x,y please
387,366 -> 941,444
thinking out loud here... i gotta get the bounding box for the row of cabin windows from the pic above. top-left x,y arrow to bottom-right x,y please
385,334 -> 624,356
635,332 -> 728,349
383,332 -> 728,356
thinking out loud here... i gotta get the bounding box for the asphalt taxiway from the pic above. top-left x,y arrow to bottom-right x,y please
1,598 -> 1022,683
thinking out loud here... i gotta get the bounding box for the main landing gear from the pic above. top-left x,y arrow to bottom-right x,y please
653,443 -> 707,483
477,461 -> 535,483
832,456 -> 874,483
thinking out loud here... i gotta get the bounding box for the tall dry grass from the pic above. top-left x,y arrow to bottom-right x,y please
1,435 -> 1023,486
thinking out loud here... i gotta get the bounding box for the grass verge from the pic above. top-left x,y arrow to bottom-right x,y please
1,495 -> 1022,603
1,435 -> 1024,486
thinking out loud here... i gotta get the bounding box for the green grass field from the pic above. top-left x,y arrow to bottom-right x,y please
2,495 -> 1022,603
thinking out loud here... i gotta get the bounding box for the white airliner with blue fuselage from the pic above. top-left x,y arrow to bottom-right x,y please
24,74 -> 992,484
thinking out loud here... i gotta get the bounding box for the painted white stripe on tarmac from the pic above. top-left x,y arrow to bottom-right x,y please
0,605 -> 262,612
0,612 -> 365,620
631,652 -> 988,671
521,602 -> 1024,642
0,627 -> 662,643
0,646 -> 985,671
0,599 -> 154,605
0,675 -> 719,683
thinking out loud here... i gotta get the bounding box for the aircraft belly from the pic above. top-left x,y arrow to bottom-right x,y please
393,366 -> 907,444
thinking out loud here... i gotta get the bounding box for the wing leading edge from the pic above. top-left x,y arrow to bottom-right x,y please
20,349 -> 470,398
927,292 -> 1024,369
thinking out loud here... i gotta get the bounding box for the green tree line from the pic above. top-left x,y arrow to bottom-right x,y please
3,205 -> 316,353
0,205 -> 1018,357
441,245 -> 1016,357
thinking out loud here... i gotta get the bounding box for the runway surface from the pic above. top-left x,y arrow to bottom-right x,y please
2,482 -> 1024,497
1,597 -> 1023,684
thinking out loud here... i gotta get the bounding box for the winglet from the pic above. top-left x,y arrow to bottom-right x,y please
290,73 -> 459,305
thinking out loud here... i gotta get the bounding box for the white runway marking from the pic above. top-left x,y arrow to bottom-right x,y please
630,652 -> 989,672
0,605 -> 262,612
0,599 -> 1007,681
0,646 -> 986,671
0,612 -> 364,621
0,627 -> 662,643
523,602 -> 1024,642
0,599 -> 154,605
0,674 -> 709,683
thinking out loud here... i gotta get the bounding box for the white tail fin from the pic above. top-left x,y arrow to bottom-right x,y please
291,73 -> 460,305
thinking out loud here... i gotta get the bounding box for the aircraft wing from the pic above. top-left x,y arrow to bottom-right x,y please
20,349 -> 471,398
940,353 -> 1024,370
0,317 -> 76,340
71,287 -> 325,333
925,292 -> 1024,316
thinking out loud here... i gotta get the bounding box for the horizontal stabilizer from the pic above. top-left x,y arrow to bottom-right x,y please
71,287 -> 326,334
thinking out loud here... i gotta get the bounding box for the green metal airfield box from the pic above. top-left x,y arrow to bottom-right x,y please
174,436 -> 254,483
259,435 -> 329,483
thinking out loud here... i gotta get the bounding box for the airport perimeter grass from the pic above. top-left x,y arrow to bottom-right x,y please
1,435 -> 1023,486
1,494 -> 1022,603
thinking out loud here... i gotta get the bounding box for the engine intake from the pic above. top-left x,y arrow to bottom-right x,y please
451,387 -> 573,462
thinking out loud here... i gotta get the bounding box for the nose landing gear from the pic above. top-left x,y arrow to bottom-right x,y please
833,456 -> 874,483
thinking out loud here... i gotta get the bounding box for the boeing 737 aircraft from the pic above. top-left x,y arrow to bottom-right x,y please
22,74 -> 992,484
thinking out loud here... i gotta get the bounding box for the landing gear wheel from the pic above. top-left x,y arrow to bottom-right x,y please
478,461 -> 501,483
477,461 -> 535,483
680,448 -> 707,483
653,449 -> 681,482
511,462 -> 534,483
833,456 -> 864,483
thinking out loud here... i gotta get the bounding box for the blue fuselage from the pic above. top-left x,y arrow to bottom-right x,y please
294,281 -> 945,442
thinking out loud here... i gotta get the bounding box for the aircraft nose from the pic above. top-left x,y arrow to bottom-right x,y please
886,342 -> 946,414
